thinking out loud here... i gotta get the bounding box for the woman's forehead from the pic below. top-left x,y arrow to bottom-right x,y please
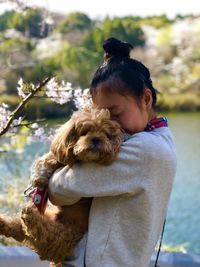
93,89 -> 121,107
93,90 -> 136,111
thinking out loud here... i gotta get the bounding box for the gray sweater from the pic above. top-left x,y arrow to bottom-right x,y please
49,127 -> 177,267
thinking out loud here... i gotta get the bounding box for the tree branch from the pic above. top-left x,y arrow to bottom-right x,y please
0,77 -> 52,137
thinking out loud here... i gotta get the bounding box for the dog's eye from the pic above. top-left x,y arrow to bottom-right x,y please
80,130 -> 89,136
105,133 -> 112,140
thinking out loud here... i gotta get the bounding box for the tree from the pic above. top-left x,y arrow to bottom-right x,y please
83,17 -> 145,60
56,44 -> 99,87
139,15 -> 172,28
4,8 -> 44,38
102,17 -> 145,46
57,12 -> 92,33
0,10 -> 16,31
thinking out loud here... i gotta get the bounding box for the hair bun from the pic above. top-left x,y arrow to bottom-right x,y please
103,37 -> 133,61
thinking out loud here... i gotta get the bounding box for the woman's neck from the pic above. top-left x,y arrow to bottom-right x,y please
148,109 -> 156,122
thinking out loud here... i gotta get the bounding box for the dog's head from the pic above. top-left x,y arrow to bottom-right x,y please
51,106 -> 124,166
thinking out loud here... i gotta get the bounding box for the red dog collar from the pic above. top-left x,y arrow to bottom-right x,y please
32,187 -> 48,214
24,185 -> 48,214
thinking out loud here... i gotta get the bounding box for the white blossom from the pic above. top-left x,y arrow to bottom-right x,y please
0,104 -> 11,132
7,117 -> 23,133
74,88 -> 92,109
2,103 -> 9,109
45,77 -> 73,105
45,78 -> 92,107
17,78 -> 26,98
74,88 -> 82,97
31,127 -> 48,142
12,117 -> 23,127
34,127 -> 45,137
31,123 -> 39,129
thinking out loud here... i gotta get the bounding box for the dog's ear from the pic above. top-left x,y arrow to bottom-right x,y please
50,118 -> 77,166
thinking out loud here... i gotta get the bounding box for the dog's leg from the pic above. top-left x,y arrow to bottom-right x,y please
21,205 -> 81,263
0,215 -> 25,242
21,204 -> 49,241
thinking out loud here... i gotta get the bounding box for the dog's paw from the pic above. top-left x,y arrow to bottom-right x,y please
21,205 -> 37,225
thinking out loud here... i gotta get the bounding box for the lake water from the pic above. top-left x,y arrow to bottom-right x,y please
163,112 -> 200,253
0,112 -> 200,253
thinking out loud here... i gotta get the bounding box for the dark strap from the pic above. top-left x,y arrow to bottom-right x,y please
144,118 -> 168,267
154,219 -> 166,267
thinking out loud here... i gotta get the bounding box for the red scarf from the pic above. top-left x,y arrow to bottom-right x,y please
145,117 -> 168,132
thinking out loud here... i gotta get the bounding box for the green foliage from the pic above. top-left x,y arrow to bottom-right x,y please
57,12 -> 92,33
0,37 -> 34,53
29,42 -> 99,87
154,73 -> 176,93
0,10 -> 16,31
83,27 -> 104,55
2,71 -> 21,95
0,8 -> 44,37
26,56 -> 60,83
156,26 -> 172,46
192,64 -> 200,78
15,8 -> 43,37
84,17 -> 145,56
157,93 -> 200,111
0,94 -> 19,106
57,44 -> 99,87
7,11 -> 24,32
139,15 -> 172,28
103,17 -> 145,45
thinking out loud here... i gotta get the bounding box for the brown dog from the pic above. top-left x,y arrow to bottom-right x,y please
0,106 -> 123,267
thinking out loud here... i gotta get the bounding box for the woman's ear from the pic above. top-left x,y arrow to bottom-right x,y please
50,118 -> 77,166
144,88 -> 153,109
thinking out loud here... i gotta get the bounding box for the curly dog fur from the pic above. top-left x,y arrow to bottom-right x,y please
0,106 -> 123,267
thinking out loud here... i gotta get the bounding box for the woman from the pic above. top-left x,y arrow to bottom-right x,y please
49,37 -> 177,267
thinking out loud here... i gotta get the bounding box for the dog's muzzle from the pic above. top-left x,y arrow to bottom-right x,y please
91,137 -> 101,150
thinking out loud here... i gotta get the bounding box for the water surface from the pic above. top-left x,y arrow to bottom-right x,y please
164,112 -> 200,253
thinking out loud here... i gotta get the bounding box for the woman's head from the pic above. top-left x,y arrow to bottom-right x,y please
90,38 -> 157,134
91,37 -> 157,107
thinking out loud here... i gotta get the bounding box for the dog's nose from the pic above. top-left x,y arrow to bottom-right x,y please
91,137 -> 100,147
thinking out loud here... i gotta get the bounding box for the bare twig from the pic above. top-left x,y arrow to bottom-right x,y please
13,118 -> 47,128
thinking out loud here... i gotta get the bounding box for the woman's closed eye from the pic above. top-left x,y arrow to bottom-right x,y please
111,112 -> 122,119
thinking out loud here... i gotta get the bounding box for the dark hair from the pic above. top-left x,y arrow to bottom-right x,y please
90,37 -> 157,107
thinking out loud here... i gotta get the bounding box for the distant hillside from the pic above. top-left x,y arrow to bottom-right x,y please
0,8 -> 199,112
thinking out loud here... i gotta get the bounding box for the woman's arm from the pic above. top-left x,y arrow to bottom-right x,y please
48,130 -> 176,206
48,134 -> 147,205
48,189 -> 81,206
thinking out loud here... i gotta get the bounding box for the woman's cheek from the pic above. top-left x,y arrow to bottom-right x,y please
119,117 -> 130,131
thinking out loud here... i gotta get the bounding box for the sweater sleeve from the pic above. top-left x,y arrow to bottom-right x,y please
48,133 -> 147,205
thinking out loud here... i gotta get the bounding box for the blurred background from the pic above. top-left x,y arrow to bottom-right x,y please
0,0 -> 199,255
